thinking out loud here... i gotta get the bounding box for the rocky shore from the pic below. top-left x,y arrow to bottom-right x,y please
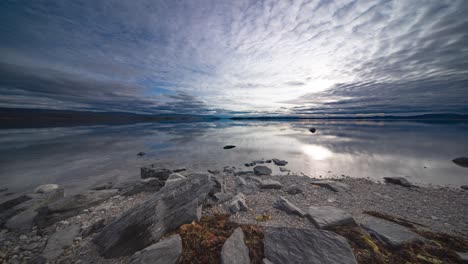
1,160 -> 468,264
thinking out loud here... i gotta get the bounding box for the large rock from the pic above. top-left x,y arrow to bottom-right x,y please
41,224 -> 80,260
229,193 -> 248,214
221,227 -> 250,264
383,177 -> 413,187
272,159 -> 288,166
258,179 -> 282,189
306,206 -> 355,229
164,173 -> 187,188
128,234 -> 182,264
36,189 -> 118,227
253,166 -> 272,176
140,166 -> 172,180
311,180 -> 350,192
263,227 -> 357,264
361,216 -> 422,248
34,184 -> 60,194
273,196 -> 305,217
452,157 -> 468,168
93,174 -> 211,258
120,178 -> 163,196
285,185 -> 303,195
0,195 -> 31,214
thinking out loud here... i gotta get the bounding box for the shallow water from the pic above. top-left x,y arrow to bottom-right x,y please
0,120 -> 467,196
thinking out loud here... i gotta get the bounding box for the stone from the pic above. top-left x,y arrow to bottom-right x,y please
455,252 -> 468,262
5,208 -> 38,232
221,228 -> 250,264
0,195 -> 31,214
236,176 -> 247,186
461,185 -> 468,191
41,224 -> 80,260
383,177 -> 413,187
140,166 -> 172,180
121,178 -> 163,196
262,259 -> 273,264
279,167 -> 290,172
273,196 -> 305,217
361,216 -> 422,248
93,174 -> 211,258
253,166 -> 272,175
210,176 -> 226,194
311,180 -> 351,192
207,169 -> 220,175
34,184 -> 60,194
128,234 -> 182,264
81,219 -> 106,238
90,182 -> 113,191
272,159 -> 288,166
223,145 -> 236,149
229,193 -> 248,214
234,171 -> 254,176
306,206 -> 355,229
258,179 -> 282,189
285,185 -> 303,195
263,227 -> 357,264
36,189 -> 118,227
309,128 -> 316,133
452,157 -> 468,168
172,167 -> 186,173
137,152 -> 146,156
212,192 -> 234,204
164,173 -> 187,188
265,160 -> 272,163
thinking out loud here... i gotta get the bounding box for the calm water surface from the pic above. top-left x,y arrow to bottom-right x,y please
1,120 -> 467,197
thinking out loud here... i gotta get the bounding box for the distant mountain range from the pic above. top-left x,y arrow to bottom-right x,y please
0,107 -> 467,128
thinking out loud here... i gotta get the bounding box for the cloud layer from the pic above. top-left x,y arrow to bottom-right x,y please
1,0 -> 467,116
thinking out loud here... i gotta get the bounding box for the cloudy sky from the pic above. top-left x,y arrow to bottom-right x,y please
1,0 -> 467,116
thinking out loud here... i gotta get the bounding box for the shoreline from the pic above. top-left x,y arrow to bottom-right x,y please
0,163 -> 467,263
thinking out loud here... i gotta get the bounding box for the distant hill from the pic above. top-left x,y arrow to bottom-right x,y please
230,113 -> 468,120
0,108 -> 218,128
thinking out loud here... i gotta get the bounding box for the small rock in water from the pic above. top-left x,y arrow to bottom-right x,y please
383,177 -> 413,187
253,166 -> 272,176
272,159 -> 288,166
137,152 -> 146,156
309,128 -> 316,133
452,157 -> 468,168
223,145 -> 236,149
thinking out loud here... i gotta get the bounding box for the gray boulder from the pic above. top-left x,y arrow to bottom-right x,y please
128,234 -> 182,264
453,157 -> 468,168
272,159 -> 288,166
120,178 -> 163,196
306,206 -> 355,229
461,185 -> 468,191
164,173 -> 187,188
259,179 -> 282,189
311,180 -> 350,192
42,224 -> 80,260
253,166 -> 272,176
34,184 -> 60,194
93,174 -> 211,258
221,227 -> 250,264
140,166 -> 172,180
273,196 -> 305,217
211,192 -> 234,205
263,227 -> 357,264
236,176 -> 247,186
285,185 -> 303,195
383,177 -> 413,187
361,216 -> 422,248
229,193 -> 248,214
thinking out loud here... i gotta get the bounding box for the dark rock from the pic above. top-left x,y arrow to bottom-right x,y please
223,166 -> 235,174
207,170 -> 220,175
81,219 -> 106,238
311,180 -> 351,192
229,193 -> 248,214
272,159 -> 288,166
223,145 -> 236,149
128,234 -> 182,264
236,176 -> 247,186
285,185 -> 303,195
41,224 -> 80,260
253,166 -> 272,176
263,227 -> 357,264
212,192 -> 234,204
234,171 -> 254,176
0,195 -> 31,214
258,179 -> 282,189
383,177 -> 413,187
137,152 -> 146,156
164,173 -> 187,188
253,160 -> 265,164
172,167 -> 186,173
309,128 -> 316,133
31,256 -> 47,264
274,196 -> 305,217
209,176 -> 226,195
265,160 -> 272,163
455,252 -> 468,262
306,206 -> 355,229
91,182 -> 114,191
279,167 -> 290,173
361,216 -> 422,248
93,174 -> 211,258
452,157 -> 468,168
0,188 -> 7,192
238,183 -> 258,195
112,179 -> 140,190
36,189 -> 118,227
221,227 -> 250,264
120,178 -> 162,196
140,166 -> 172,180
461,185 -> 468,191
244,163 -> 251,167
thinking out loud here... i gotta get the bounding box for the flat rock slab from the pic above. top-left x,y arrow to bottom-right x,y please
221,227 -> 250,264
129,234 -> 182,264
306,206 -> 355,229
272,159 -> 288,166
42,224 -> 80,260
274,196 -> 305,217
311,180 -> 350,192
140,166 -> 172,180
361,216 -> 422,248
264,227 -> 357,264
383,177 -> 413,187
94,174 -> 211,258
253,166 -> 272,175
259,179 -> 282,189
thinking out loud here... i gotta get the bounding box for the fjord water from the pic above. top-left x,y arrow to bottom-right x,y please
0,120 -> 467,196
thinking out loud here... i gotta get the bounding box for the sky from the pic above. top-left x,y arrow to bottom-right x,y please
1,0 -> 467,116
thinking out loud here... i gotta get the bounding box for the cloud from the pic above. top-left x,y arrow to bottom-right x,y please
0,0 -> 467,115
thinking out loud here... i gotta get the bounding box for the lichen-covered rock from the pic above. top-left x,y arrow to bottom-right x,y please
361,216 -> 422,248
